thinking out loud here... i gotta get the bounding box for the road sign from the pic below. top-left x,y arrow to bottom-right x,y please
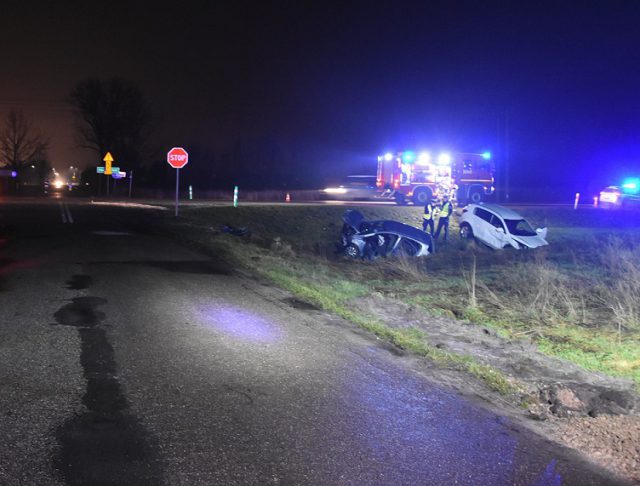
104,152 -> 114,175
112,167 -> 120,174
96,167 -> 105,174
112,171 -> 126,179
167,147 -> 189,169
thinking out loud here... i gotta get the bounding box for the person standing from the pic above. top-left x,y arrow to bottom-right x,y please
434,195 -> 453,241
422,198 -> 437,235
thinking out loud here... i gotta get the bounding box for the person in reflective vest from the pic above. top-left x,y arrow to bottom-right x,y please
434,195 -> 453,241
422,198 -> 437,235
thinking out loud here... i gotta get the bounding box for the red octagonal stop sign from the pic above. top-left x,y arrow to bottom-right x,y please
167,147 -> 189,169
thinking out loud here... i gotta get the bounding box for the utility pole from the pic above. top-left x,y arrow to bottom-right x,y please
504,109 -> 510,203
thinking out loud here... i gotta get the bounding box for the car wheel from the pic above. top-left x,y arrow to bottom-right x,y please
460,223 -> 474,239
412,188 -> 432,205
469,189 -> 483,204
344,243 -> 360,259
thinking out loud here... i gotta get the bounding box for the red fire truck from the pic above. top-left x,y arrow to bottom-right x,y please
376,151 -> 495,205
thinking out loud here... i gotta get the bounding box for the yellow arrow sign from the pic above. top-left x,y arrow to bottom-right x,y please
104,152 -> 114,175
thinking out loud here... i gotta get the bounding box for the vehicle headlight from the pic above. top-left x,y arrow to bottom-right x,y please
54,180 -> 64,189
324,187 -> 348,194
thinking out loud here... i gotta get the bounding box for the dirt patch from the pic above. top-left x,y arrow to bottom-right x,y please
555,415 -> 640,483
350,292 -> 640,482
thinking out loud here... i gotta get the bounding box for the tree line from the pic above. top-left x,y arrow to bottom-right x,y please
0,78 -> 338,192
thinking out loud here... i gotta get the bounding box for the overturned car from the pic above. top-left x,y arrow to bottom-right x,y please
340,209 -> 434,259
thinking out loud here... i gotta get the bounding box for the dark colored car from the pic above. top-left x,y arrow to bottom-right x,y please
340,209 -> 434,259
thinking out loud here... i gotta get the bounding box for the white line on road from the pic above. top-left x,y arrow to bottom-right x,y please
59,202 -> 73,224
65,203 -> 73,223
59,202 -> 67,224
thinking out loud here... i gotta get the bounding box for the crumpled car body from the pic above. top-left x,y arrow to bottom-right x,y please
341,209 -> 433,259
459,203 -> 548,250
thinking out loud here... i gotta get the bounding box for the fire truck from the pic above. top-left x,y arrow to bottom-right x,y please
376,150 -> 495,205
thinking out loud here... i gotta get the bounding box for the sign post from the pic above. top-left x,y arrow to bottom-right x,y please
167,147 -> 189,217
103,152 -> 114,196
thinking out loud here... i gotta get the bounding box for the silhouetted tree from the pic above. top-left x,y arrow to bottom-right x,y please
68,78 -> 154,170
0,110 -> 49,172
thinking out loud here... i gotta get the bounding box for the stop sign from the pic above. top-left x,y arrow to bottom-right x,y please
167,147 -> 189,169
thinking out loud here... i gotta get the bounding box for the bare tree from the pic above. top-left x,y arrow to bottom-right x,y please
0,110 -> 49,170
68,78 -> 154,170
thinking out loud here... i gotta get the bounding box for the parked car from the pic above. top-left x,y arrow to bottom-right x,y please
322,175 -> 378,200
599,185 -> 640,209
341,209 -> 434,259
459,203 -> 548,250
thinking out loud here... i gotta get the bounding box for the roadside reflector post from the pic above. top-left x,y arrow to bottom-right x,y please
189,185 -> 193,200
129,170 -> 133,198
285,192 -> 291,203
593,196 -> 598,208
233,186 -> 239,207
574,192 -> 580,210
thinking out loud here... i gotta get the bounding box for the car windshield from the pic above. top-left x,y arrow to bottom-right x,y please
504,219 -> 537,236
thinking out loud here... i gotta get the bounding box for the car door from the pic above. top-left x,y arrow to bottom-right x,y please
473,208 -> 504,249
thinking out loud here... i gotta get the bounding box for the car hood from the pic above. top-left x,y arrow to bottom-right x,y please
343,209 -> 365,231
510,234 -> 548,248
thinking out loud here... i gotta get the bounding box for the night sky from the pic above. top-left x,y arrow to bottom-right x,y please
1,1 -> 639,196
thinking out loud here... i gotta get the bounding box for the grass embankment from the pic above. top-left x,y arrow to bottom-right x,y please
164,204 -> 640,391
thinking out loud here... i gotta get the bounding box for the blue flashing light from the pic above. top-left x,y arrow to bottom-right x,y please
621,178 -> 640,194
402,151 -> 415,164
384,152 -> 393,162
482,151 -> 491,160
11,171 -> 17,178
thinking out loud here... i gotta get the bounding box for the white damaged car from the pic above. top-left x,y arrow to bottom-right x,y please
459,204 -> 548,250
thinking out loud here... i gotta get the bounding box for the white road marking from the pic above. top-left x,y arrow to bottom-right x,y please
65,203 -> 73,223
59,202 -> 73,224
59,202 -> 67,224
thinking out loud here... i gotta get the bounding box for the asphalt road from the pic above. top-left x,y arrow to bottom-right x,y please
0,198 -> 630,485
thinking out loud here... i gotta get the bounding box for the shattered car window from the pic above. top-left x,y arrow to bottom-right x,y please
505,219 -> 537,236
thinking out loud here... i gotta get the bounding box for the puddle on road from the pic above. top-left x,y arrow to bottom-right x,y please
53,297 -> 106,327
66,274 -> 93,290
52,294 -> 164,483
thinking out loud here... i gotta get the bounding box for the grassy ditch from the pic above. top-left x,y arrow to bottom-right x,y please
161,203 -> 640,389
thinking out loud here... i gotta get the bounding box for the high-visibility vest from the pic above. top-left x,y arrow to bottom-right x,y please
441,201 -> 453,218
423,204 -> 434,220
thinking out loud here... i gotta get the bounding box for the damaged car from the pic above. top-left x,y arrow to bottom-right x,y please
459,203 -> 548,250
341,209 -> 434,259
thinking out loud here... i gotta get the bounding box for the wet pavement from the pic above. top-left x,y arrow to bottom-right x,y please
0,199 -> 632,485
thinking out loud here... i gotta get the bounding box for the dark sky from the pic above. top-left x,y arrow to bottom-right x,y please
1,0 -> 639,193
